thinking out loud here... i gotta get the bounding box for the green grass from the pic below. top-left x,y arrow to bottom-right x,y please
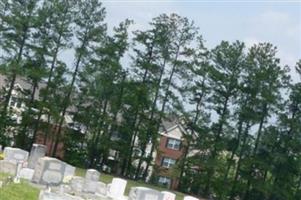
0,173 -> 40,200
0,169 -> 191,200
76,168 -> 186,200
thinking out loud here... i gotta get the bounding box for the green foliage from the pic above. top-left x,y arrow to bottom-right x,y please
0,1 -> 300,200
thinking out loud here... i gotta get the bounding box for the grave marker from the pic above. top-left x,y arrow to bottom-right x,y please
3,147 -> 29,164
85,169 -> 100,181
0,160 -> 17,175
28,144 -> 47,169
129,187 -> 164,200
32,157 -> 66,186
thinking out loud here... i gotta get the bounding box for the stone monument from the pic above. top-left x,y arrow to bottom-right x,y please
107,178 -> 127,200
64,163 -> 76,178
85,169 -> 100,181
0,160 -> 17,175
128,187 -> 164,200
28,144 -> 47,169
32,157 -> 66,186
161,191 -> 176,200
3,147 -> 29,164
183,196 -> 199,200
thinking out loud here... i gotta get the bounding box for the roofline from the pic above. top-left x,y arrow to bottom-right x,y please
159,124 -> 187,140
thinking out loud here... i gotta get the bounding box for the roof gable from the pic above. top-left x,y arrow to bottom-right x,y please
160,124 -> 186,140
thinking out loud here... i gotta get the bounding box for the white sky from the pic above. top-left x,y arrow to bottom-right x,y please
101,0 -> 301,80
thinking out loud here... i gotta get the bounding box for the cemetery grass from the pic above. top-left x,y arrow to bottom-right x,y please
0,173 -> 40,200
0,169 -> 186,200
76,168 -> 186,200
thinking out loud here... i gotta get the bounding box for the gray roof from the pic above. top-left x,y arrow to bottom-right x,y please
160,115 -> 183,132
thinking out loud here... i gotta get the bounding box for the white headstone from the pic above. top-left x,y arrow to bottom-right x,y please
95,181 -> 108,197
28,144 -> 47,169
183,196 -> 199,200
3,147 -> 29,164
0,160 -> 17,175
129,187 -> 164,200
19,168 -> 35,180
70,176 -> 84,193
39,190 -> 84,200
83,180 -> 107,194
32,157 -> 66,186
108,178 -> 127,199
64,163 -> 76,178
85,169 -> 100,181
161,191 -> 176,200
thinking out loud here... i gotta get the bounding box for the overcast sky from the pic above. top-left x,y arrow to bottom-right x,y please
101,0 -> 301,80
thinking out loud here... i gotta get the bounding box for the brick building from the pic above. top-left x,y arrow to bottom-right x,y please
152,121 -> 189,190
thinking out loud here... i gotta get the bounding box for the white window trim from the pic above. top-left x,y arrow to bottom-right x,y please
166,138 -> 181,150
158,176 -> 171,186
162,157 -> 176,168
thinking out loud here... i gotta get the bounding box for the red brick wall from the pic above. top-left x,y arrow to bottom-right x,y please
155,135 -> 186,190
155,136 -> 185,166
35,124 -> 65,159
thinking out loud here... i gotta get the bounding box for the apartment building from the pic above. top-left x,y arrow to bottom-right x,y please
152,121 -> 188,190
0,74 -> 81,157
1,74 -> 196,189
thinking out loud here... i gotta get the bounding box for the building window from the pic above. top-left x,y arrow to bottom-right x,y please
161,157 -> 176,168
166,138 -> 181,150
158,176 -> 171,187
10,97 -> 22,108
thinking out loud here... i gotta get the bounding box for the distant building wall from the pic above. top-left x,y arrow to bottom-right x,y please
34,124 -> 65,159
154,126 -> 187,190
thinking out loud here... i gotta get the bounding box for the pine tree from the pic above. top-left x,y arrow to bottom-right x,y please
76,20 -> 131,167
143,13 -> 198,180
31,0 -> 75,145
51,0 -> 107,157
177,36 -> 211,190
204,41 -> 245,196
241,43 -> 289,200
0,0 -> 40,140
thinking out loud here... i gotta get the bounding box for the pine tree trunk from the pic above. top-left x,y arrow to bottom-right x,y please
223,119 -> 244,182
244,103 -> 267,199
230,122 -> 251,199
204,95 -> 229,196
143,41 -> 181,180
1,28 -> 28,133
134,141 -> 147,179
17,80 -> 38,149
179,79 -> 206,188
51,42 -> 85,157
142,59 -> 166,180
125,44 -> 154,176
32,8 -> 69,145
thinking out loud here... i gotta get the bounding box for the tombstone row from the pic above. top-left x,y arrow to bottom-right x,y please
0,145 -> 75,185
0,145 -> 200,200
